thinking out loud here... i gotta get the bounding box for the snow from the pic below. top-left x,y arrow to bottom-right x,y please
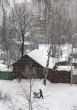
57,65 -> 72,71
39,44 -> 50,55
0,60 -> 4,64
0,49 -> 4,55
28,43 -> 75,69
0,64 -> 12,72
14,41 -> 33,45
38,44 -> 72,61
28,49 -> 57,69
73,58 -> 77,63
0,79 -> 77,110
73,68 -> 77,75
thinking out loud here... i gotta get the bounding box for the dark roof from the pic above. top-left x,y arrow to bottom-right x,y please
55,61 -> 70,66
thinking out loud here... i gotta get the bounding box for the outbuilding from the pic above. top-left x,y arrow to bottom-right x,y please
13,47 -> 77,83
13,49 -> 56,79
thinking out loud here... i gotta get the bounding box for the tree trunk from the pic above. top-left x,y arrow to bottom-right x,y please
21,42 -> 24,58
29,77 -> 32,110
43,45 -> 52,85
29,67 -> 32,110
19,33 -> 24,82
21,33 -> 24,58
2,3 -> 6,49
70,45 -> 73,86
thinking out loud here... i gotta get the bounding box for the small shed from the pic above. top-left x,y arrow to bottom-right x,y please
13,49 -> 56,79
48,61 -> 77,84
48,61 -> 71,83
13,55 -> 45,79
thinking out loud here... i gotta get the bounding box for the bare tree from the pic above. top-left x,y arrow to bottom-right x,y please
0,0 -> 10,48
38,0 -> 73,85
8,0 -> 32,58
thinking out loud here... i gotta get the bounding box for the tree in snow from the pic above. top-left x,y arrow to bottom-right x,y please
19,64 -> 34,110
0,0 -> 11,65
39,0 -> 73,85
8,0 -> 32,58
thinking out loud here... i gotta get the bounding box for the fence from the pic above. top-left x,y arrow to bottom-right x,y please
0,71 -> 13,80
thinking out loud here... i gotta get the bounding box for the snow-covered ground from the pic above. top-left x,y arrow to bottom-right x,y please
0,63 -> 12,72
0,79 -> 77,110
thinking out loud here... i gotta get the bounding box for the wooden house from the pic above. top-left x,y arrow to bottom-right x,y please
48,61 -> 71,83
13,49 -> 56,79
13,49 -> 73,83
13,55 -> 44,79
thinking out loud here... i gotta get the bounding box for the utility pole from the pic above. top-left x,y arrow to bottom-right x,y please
29,64 -> 32,110
70,45 -> 73,86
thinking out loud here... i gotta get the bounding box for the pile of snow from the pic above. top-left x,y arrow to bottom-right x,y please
0,63 -> 12,72
0,79 -> 77,110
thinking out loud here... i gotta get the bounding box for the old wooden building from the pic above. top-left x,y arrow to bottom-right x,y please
13,49 -> 56,79
48,70 -> 71,83
13,55 -> 44,79
13,49 -> 73,83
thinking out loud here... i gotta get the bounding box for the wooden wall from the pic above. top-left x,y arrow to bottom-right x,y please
13,55 -> 44,79
48,70 -> 71,83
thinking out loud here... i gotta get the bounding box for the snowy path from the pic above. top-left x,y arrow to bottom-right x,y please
0,80 -> 77,110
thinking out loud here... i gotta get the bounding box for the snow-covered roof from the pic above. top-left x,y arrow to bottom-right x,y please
26,43 -> 77,71
28,49 -> 57,69
57,66 -> 72,71
27,44 -> 71,69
